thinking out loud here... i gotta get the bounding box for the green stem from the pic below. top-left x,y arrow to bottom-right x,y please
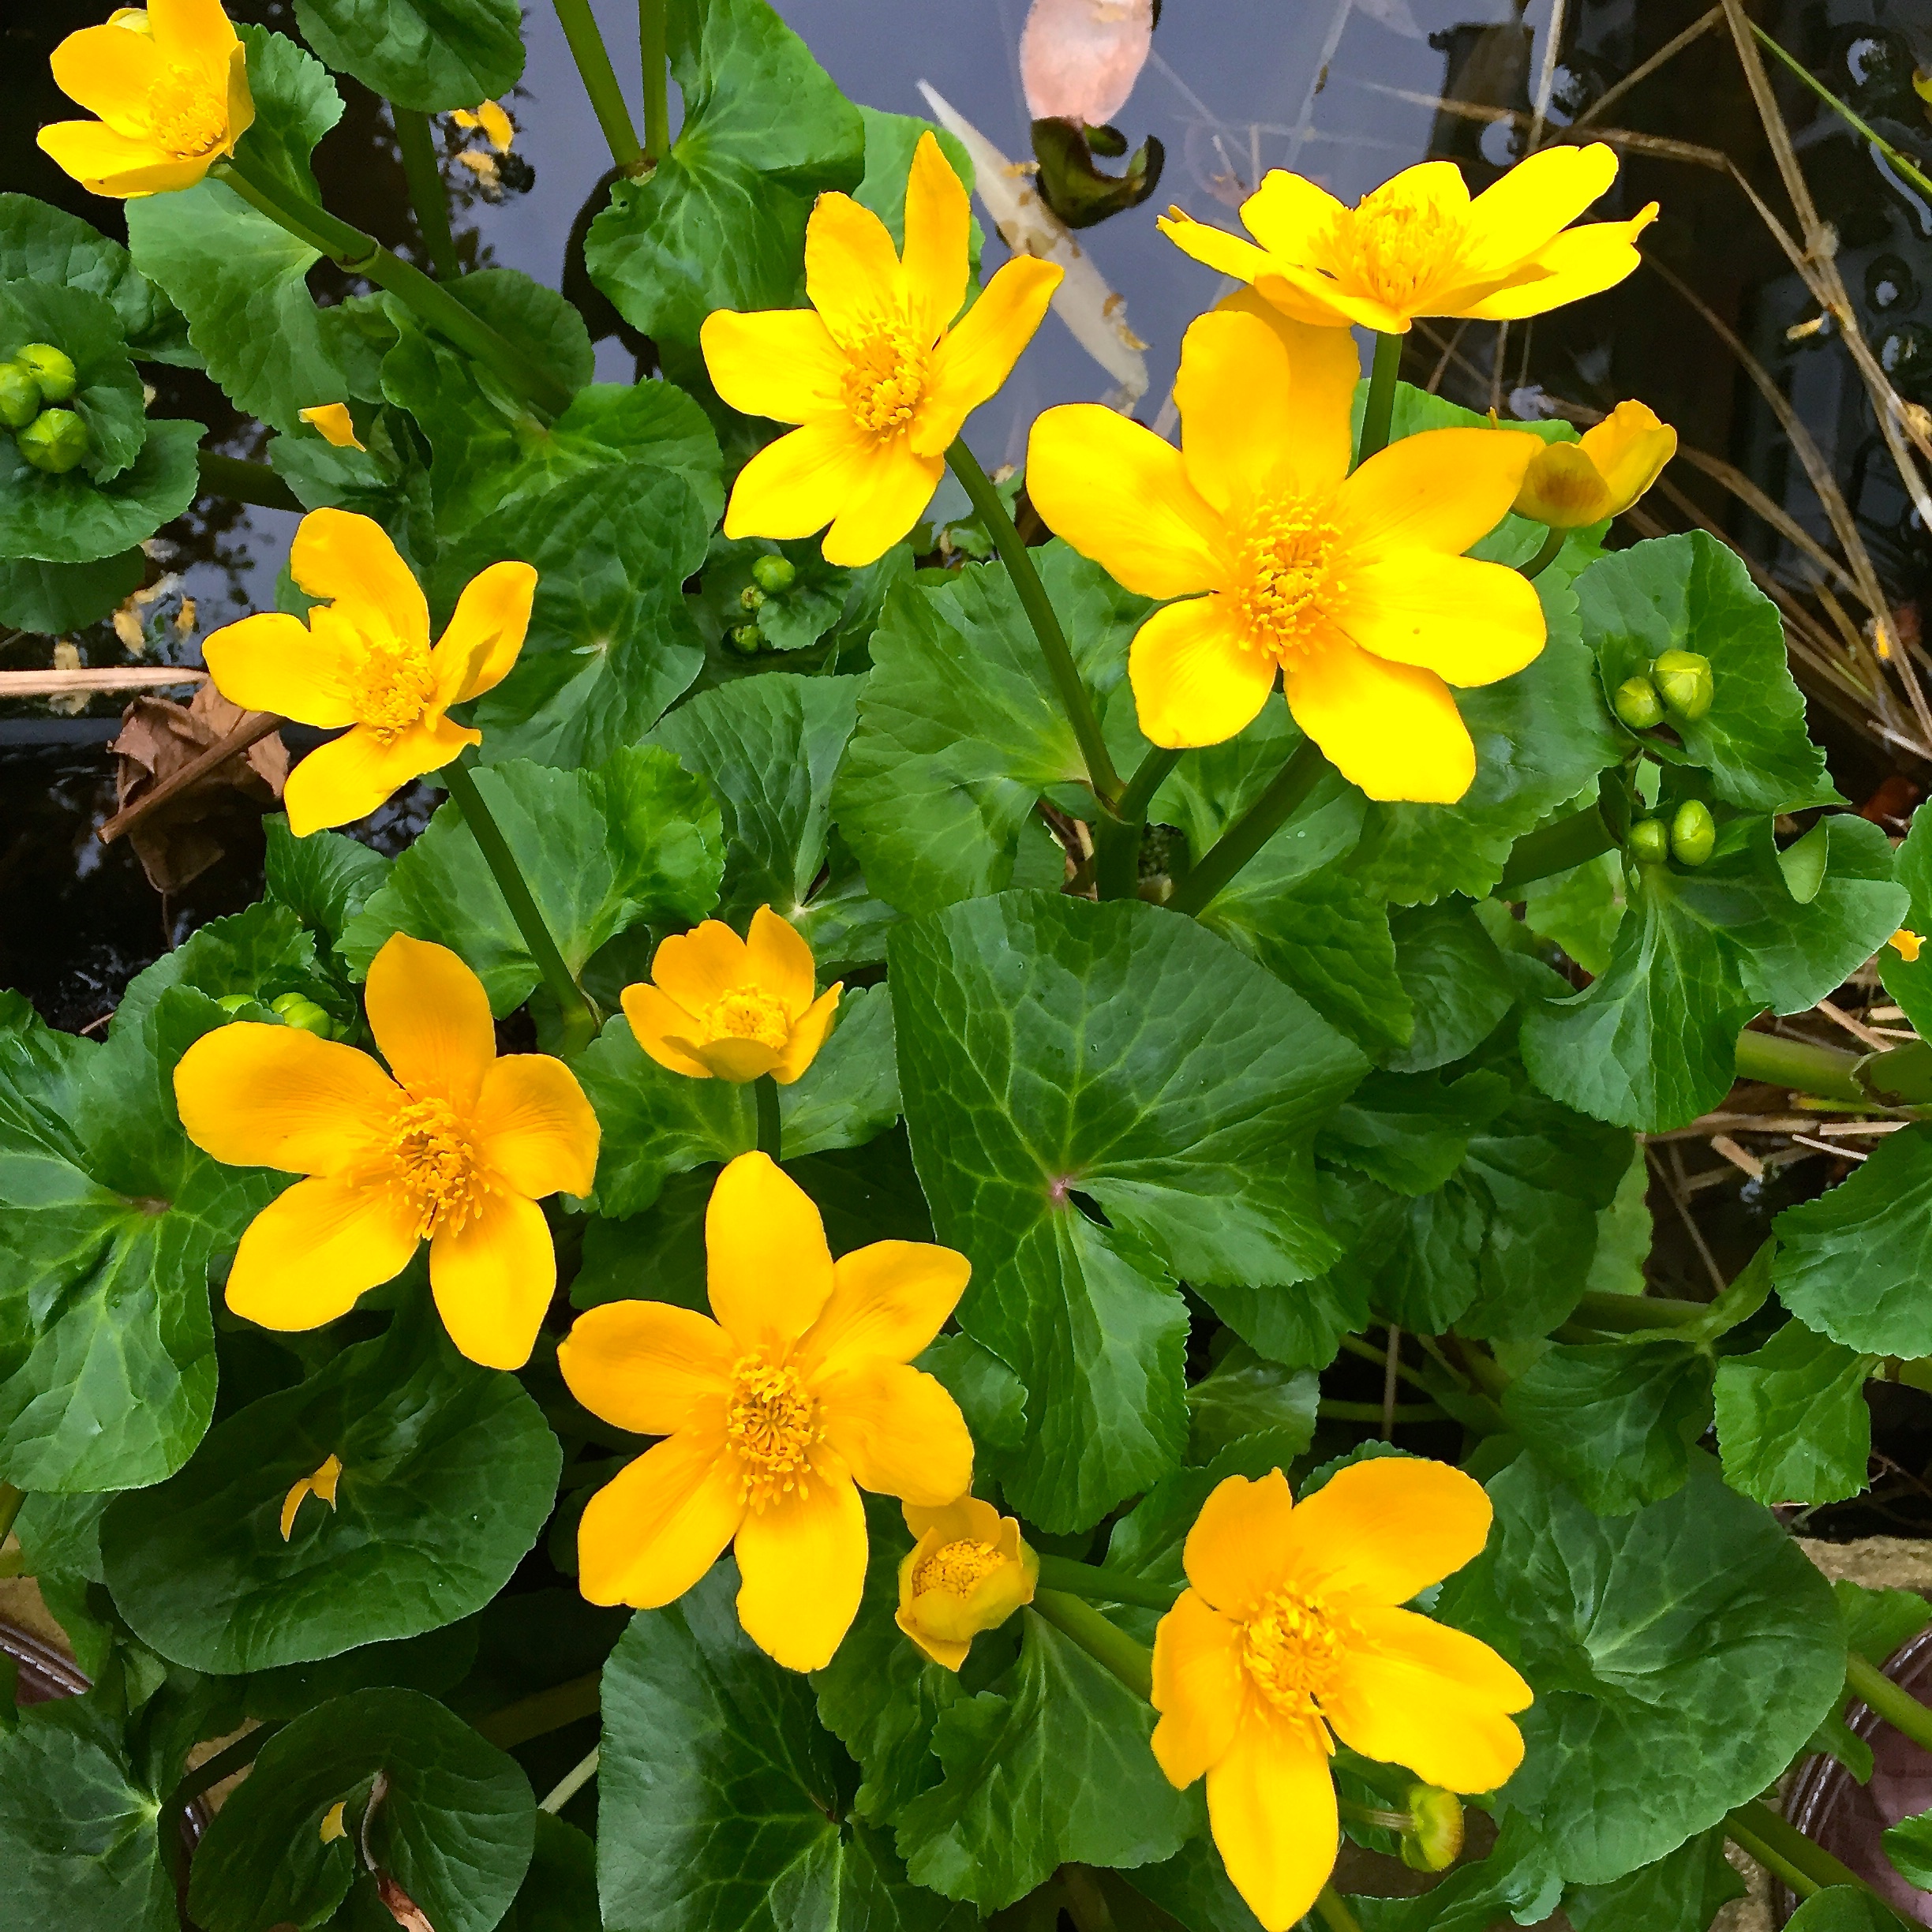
160,1722 -> 283,1904
0,1482 -> 21,1546
1320,1399 -> 1449,1423
1519,526 -> 1567,579
1337,1333 -> 1439,1398
1566,1290 -> 1709,1331
755,1074 -> 782,1162
215,155 -> 571,419
1095,745 -> 1182,900
440,758 -> 597,1054
1314,1885 -> 1366,1932
1724,1799 -> 1900,1915
552,0 -> 646,171
1168,736 -> 1327,917
197,448 -> 301,513
639,0 -> 671,164
1336,1797 -> 1413,1833
473,1671 -> 601,1749
1032,1589 -> 1153,1699
1035,1554 -> 1181,1612
1732,1029 -> 1873,1108
1496,803 -> 1616,892
391,107 -> 460,280
1750,23 -> 1932,204
946,439 -> 1122,803
1723,1810 -> 1818,1900
1355,330 -> 1402,466
1848,1650 -> 1932,1756
540,1746 -> 601,1813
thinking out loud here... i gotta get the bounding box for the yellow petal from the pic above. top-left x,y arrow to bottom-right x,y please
699,309 -> 848,425
223,36 -> 253,149
804,191 -> 905,349
279,1476 -> 313,1541
429,1189 -> 556,1371
1459,205 -> 1658,321
1279,1455 -> 1493,1604
651,919 -> 751,1013
1511,441 -> 1615,530
290,508 -> 431,657
894,1608 -> 971,1672
1183,1470 -> 1297,1616
283,717 -> 477,837
705,1151 -> 835,1353
1156,207 -> 1278,284
364,932 -> 496,1111
311,1451 -> 343,1504
796,1239 -> 972,1378
200,611 -> 358,728
733,1459 -> 868,1669
1238,169 -> 1353,264
913,255 -> 1063,456
1320,1604 -> 1529,1792
432,560 -> 537,707
298,403 -> 363,451
821,433 -> 945,568
1337,554 -> 1546,687
225,1175 -> 420,1331
900,130 -> 971,340
320,1800 -> 348,1844
1457,142 -> 1621,282
1892,929 -> 1925,963
723,418 -> 878,548
622,983 -> 713,1080
173,1023 -> 397,1174
1150,1589 -> 1248,1788
1128,597 -> 1278,750
471,99 -> 515,150
691,1036 -> 784,1082
1253,263 -> 1407,335
1205,1708 -> 1339,1932
903,1493 -> 1005,1544
814,1361 -> 973,1506
577,1427 -> 746,1608
279,1453 -> 342,1541
769,983 -> 841,1084
48,24 -> 162,135
1199,295 -> 1359,504
1282,645 -> 1473,804
558,1303 -> 735,1435
474,1054 -> 600,1199
1025,404 -> 1222,601
1576,400 -> 1676,516
150,0 -> 238,65
36,122 -> 213,197
1339,427 -> 1538,558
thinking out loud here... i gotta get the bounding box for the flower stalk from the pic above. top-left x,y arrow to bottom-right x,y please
391,106 -> 460,280
640,0 -> 671,164
1723,1799 -> 1906,1916
552,0 -> 646,172
1495,802 -> 1616,892
754,1073 -> 782,1161
1032,1587 -> 1153,1698
1847,1651 -> 1932,1758
540,1746 -> 601,1814
473,1671 -> 602,1748
1355,330 -> 1402,466
1168,736 -> 1327,917
1314,1887 -> 1365,1932
1035,1552 -> 1181,1612
1519,526 -> 1567,579
1094,745 -> 1183,900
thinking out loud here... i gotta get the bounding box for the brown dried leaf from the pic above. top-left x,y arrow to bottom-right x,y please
375,1873 -> 437,1932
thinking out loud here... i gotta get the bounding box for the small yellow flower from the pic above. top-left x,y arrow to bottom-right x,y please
173,933 -> 600,1371
1151,1459 -> 1530,1932
279,1452 -> 343,1540
200,508 -> 535,836
557,1152 -> 975,1672
1027,303 -> 1544,801
896,1493 -> 1037,1670
1159,146 -> 1656,335
623,906 -> 841,1085
40,0 -> 254,200
700,131 -> 1065,567
1890,928 -> 1924,963
1512,401 -> 1676,530
298,402 -> 365,451
453,99 -> 515,152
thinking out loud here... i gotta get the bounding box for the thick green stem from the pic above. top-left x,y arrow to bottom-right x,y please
1320,1398 -> 1449,1423
1724,1799 -> 1903,1916
540,1746 -> 601,1813
1035,1554 -> 1181,1612
1168,736 -> 1327,916
1848,1650 -> 1932,1756
474,1671 -> 601,1749
947,440 -> 1122,803
1314,1885 -> 1366,1932
1496,803 -> 1616,892
640,0 -> 671,163
1732,1029 -> 1873,1108
1519,526 -> 1567,579
755,1074 -> 782,1162
552,0 -> 645,170
391,107 -> 460,279
1095,745 -> 1182,900
1032,1590 -> 1153,1699
1567,1290 -> 1710,1331
441,758 -> 597,1054
1355,331 -> 1402,466
197,448 -> 301,512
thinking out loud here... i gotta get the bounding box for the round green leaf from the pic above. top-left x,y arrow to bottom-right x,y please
0,279 -> 145,481
0,416 -> 200,565
292,0 -> 525,111
0,546 -> 143,631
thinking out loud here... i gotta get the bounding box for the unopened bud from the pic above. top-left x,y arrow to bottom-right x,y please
739,584 -> 766,612
271,992 -> 333,1037
751,554 -> 796,594
1399,1786 -> 1465,1874
0,360 -> 41,430
1653,649 -> 1713,721
18,344 -> 77,405
1629,818 -> 1669,865
727,622 -> 764,656
1612,675 -> 1663,731
18,408 -> 88,474
1670,799 -> 1716,867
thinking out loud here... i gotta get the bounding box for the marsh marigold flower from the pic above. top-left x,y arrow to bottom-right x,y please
173,932 -> 599,1371
1151,1459 -> 1531,1932
558,1152 -> 975,1672
200,508 -> 535,837
700,131 -> 1064,567
1513,401 -> 1676,530
1159,147 -> 1655,335
897,1493 -> 1037,1670
1028,305 -> 1544,799
623,906 -> 841,1084
40,0 -> 254,199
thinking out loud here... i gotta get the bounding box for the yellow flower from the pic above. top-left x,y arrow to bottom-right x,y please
1159,146 -> 1656,335
557,1152 -> 975,1672
1026,304 -> 1545,801
1890,928 -> 1924,963
623,906 -> 841,1084
453,100 -> 515,152
896,1493 -> 1037,1670
1151,1460 -> 1531,1932
172,932 -> 600,1371
699,131 -> 1065,567
1512,401 -> 1676,530
200,508 -> 536,837
298,402 -> 365,451
279,1453 -> 342,1540
39,0 -> 254,200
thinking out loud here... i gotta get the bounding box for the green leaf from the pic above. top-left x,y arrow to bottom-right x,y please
890,893 -> 1366,1530
0,548 -> 144,632
836,544 -> 1148,915
1773,1125 -> 1932,1356
1435,1456 -> 1846,1885
1350,1814 -> 1563,1932
1383,901 -> 1515,1073
341,747 -> 724,1013
1585,1141 -> 1654,1297
1579,531 -> 1840,813
1881,801 -> 1932,1035
1713,1320 -> 1873,1505
0,279 -> 146,481
500,1814 -> 601,1932
1837,1578 -> 1932,1665
1502,1339 -> 1715,1515
599,1561 -> 969,1932
292,0 -> 525,111
0,193 -> 193,365
1524,849 -> 1627,977
1563,1829 -> 1746,1932
99,1313 -> 560,1672
854,108 -> 979,262
264,817 -> 391,949
1320,1068 -> 1513,1196
1185,1343 -> 1319,1463
0,417 -> 200,565
1118,1837 -> 1267,1932
186,1688 -> 534,1932
1786,1889 -> 1909,1932
584,0 -> 867,353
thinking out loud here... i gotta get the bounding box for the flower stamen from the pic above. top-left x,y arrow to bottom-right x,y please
388,1095 -> 487,1238
1239,1583 -> 1355,1722
1335,178 -> 1467,309
726,1351 -> 822,1509
348,631 -> 436,741
842,324 -> 930,440
912,1537 -> 1006,1598
1229,496 -> 1346,665
706,987 -> 792,1050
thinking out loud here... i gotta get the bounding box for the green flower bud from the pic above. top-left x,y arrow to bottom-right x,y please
271,992 -> 334,1037
17,408 -> 88,474
1612,675 -> 1663,732
1398,1786 -> 1465,1874
18,344 -> 77,405
1670,798 -> 1716,867
1629,818 -> 1669,865
215,993 -> 253,1014
739,584 -> 766,612
1653,648 -> 1713,721
728,622 -> 764,656
751,554 -> 797,594
0,359 -> 41,431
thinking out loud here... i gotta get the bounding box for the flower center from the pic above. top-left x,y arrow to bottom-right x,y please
388,1095 -> 486,1237
348,631 -> 437,741
913,1537 -> 1005,1598
142,67 -> 227,159
726,1353 -> 822,1510
842,326 -> 930,440
1338,178 -> 1466,309
705,987 -> 792,1050
1239,1585 -> 1354,1717
1229,496 -> 1346,664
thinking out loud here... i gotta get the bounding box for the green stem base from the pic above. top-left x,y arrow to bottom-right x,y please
1356,331 -> 1402,466
1169,736 -> 1326,917
392,106 -> 460,280
1032,1589 -> 1153,1699
755,1074 -> 782,1162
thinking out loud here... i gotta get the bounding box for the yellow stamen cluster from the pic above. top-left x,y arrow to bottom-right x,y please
706,987 -> 792,1050
726,1352 -> 822,1509
1230,499 -> 1346,664
843,326 -> 931,440
1334,178 -> 1465,307
350,633 -> 436,739
1239,1584 -> 1354,1716
388,1096 -> 485,1237
912,1536 -> 1008,1598
144,68 -> 225,155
